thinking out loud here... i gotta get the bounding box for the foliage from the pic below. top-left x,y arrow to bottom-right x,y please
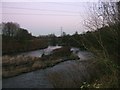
2,38 -> 48,55
52,1 -> 119,88
52,46 -> 71,57
80,57 -> 119,88
2,22 -> 32,40
2,22 -> 49,54
78,1 -> 119,88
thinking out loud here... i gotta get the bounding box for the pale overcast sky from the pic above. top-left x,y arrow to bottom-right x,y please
0,0 -> 99,36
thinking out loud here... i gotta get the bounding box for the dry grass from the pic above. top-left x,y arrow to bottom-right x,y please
2,47 -> 79,78
2,55 -> 39,78
45,57 -> 119,88
46,60 -> 93,88
79,57 -> 119,88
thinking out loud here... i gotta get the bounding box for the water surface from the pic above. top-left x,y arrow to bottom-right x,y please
3,46 -> 94,88
20,46 -> 62,57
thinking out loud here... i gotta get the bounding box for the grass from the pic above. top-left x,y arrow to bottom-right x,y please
2,47 -> 79,78
3,47 -> 118,88
79,57 -> 119,88
46,59 -> 94,88
45,56 -> 119,88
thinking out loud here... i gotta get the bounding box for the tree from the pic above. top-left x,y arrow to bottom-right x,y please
16,28 -> 32,41
48,34 -> 57,46
62,32 -> 66,36
116,1 -> 120,23
2,22 -> 19,37
83,1 -> 120,58
2,22 -> 32,41
75,31 -> 78,35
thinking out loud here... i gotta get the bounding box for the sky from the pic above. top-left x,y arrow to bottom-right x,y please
0,0 -> 99,36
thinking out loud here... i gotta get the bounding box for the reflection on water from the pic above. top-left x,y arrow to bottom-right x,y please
20,46 -> 62,57
43,46 -> 62,55
20,46 -> 93,60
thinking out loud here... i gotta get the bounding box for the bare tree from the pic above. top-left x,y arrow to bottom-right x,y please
83,1 -> 119,58
2,22 -> 20,37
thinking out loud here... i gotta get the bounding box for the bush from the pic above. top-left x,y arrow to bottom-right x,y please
52,46 -> 71,57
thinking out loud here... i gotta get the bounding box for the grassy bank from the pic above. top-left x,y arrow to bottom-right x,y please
45,57 -> 119,88
2,47 -> 79,78
79,57 -> 119,88
2,38 -> 49,55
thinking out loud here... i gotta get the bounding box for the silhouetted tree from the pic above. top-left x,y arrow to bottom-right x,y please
16,28 -> 32,41
48,34 -> 57,46
2,22 -> 19,37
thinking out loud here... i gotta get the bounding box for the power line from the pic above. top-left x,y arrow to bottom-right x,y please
1,13 -> 81,16
3,6 -> 80,14
40,2 -> 87,7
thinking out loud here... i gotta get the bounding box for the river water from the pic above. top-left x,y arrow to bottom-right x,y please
2,46 -> 93,88
19,45 -> 62,57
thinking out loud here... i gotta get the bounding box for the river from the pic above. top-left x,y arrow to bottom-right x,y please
2,46 -> 93,88
19,45 -> 62,57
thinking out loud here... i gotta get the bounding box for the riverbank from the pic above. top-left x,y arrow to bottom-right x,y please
2,38 -> 49,55
2,47 -> 79,78
2,59 -> 94,88
4,46 -> 117,88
